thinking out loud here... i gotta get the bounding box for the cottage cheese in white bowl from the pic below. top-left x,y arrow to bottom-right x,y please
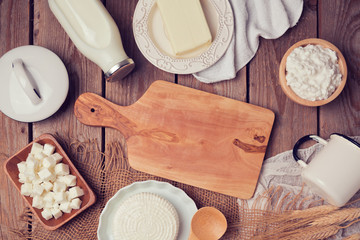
279,38 -> 347,107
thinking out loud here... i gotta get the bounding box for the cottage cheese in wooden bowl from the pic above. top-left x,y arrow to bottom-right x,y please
279,38 -> 347,107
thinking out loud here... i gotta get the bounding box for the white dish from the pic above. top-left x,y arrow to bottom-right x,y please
97,180 -> 198,240
133,0 -> 234,74
0,45 -> 69,122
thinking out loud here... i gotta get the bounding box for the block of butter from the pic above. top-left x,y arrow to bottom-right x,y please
156,0 -> 212,56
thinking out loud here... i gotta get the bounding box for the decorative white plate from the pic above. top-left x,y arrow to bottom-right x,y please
133,0 -> 234,74
97,180 -> 198,240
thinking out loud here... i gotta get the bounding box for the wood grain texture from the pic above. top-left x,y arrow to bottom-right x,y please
249,0 -> 318,157
177,68 -> 247,102
104,0 -> 175,158
31,1 -> 102,143
319,0 -> 360,137
0,1 -> 30,239
74,81 -> 275,198
1,0 -> 360,237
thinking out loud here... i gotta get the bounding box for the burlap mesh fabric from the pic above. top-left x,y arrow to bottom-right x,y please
12,138 -> 360,239
13,138 -> 245,239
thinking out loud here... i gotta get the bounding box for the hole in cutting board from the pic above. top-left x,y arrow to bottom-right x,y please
90,108 -> 95,112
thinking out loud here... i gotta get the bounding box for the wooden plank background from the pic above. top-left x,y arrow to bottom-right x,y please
1,0 -> 359,238
0,1 -> 31,238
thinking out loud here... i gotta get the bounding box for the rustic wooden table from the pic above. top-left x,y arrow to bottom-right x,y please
1,0 -> 359,238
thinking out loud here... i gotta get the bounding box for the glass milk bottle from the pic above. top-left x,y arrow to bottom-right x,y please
48,0 -> 135,81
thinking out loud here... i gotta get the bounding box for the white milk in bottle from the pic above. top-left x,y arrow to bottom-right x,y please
48,0 -> 134,81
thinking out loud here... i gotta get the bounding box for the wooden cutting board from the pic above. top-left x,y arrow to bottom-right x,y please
74,80 -> 275,199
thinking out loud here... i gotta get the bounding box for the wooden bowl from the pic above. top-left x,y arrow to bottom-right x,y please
3,133 -> 96,231
279,38 -> 347,107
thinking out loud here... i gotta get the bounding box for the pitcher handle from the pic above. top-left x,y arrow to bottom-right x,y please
292,134 -> 328,167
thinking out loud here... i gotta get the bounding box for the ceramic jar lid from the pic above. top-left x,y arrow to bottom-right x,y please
0,45 -> 69,122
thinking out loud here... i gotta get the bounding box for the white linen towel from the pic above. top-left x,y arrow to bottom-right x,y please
193,0 -> 304,83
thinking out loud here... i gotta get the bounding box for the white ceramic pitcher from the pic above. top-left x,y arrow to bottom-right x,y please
293,133 -> 360,207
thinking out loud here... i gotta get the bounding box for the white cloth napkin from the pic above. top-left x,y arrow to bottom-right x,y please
193,0 -> 304,83
243,136 -> 360,239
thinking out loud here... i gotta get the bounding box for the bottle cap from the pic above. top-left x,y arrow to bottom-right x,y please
105,58 -> 135,82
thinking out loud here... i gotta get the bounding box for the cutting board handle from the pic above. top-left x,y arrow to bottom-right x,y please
74,93 -> 136,138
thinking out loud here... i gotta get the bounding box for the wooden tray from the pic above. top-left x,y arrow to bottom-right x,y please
3,133 -> 96,230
